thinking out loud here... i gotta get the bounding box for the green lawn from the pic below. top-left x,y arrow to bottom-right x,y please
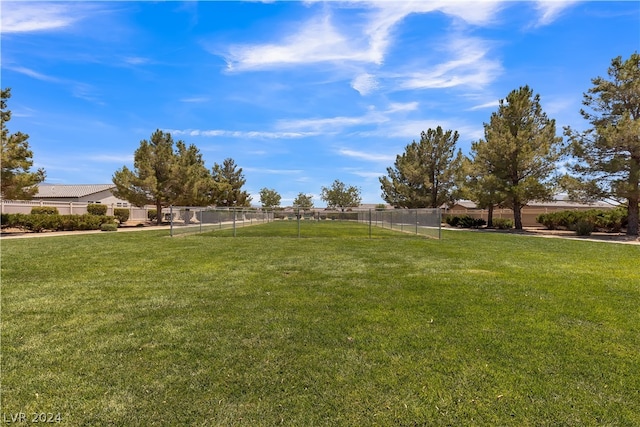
1,224 -> 639,426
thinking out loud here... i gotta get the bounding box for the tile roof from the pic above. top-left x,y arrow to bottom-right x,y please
35,184 -> 116,199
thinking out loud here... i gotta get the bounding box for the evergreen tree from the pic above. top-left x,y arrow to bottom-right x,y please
172,141 -> 212,207
380,127 -> 463,208
210,158 -> 251,207
475,86 -> 563,229
564,53 -> 640,236
113,130 -> 212,224
1,88 -> 45,200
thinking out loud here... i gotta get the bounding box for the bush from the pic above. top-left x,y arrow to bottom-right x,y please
445,215 -> 486,228
1,213 -> 9,228
6,213 -> 113,232
575,220 -> 594,236
100,223 -> 118,232
113,208 -> 130,224
31,206 -> 59,215
444,215 -> 460,227
148,209 -> 158,222
537,208 -> 625,232
87,204 -> 108,215
492,218 -> 513,229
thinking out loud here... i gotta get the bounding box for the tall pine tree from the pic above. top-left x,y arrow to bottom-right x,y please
380,127 -> 463,208
1,88 -> 45,200
475,86 -> 563,229
564,53 -> 640,236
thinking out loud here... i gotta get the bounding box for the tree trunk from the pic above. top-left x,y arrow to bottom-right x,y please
156,200 -> 163,226
627,196 -> 639,236
513,203 -> 523,230
487,205 -> 494,228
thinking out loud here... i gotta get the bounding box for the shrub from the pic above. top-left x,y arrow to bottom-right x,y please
444,215 -> 460,227
31,206 -> 59,215
445,215 -> 485,228
575,220 -> 594,236
87,204 -> 108,215
492,218 -> 513,229
1,213 -> 9,228
538,208 -> 625,232
100,223 -> 118,232
148,209 -> 158,222
113,208 -> 130,224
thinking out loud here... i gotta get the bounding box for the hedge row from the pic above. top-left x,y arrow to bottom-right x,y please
536,208 -> 627,233
445,215 -> 487,228
1,213 -> 116,233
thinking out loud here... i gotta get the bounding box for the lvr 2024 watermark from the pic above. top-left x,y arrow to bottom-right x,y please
2,413 -> 62,424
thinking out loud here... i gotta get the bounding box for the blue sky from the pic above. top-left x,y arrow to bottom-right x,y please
1,1 -> 639,206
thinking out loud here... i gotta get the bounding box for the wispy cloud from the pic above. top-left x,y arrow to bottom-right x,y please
244,167 -> 303,175
6,66 -> 62,83
88,154 -> 134,163
180,97 -> 210,103
220,1 -> 505,72
224,13 -> 376,71
392,37 -> 502,90
167,129 -> 320,139
533,1 -> 580,27
337,148 -> 395,163
351,73 -> 379,95
468,100 -> 499,111
1,2 -> 98,33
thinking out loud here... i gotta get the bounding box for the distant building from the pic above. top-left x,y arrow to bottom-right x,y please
33,184 -> 129,207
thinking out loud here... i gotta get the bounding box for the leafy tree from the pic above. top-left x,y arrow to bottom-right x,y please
320,179 -> 361,211
564,53 -> 640,236
474,86 -> 563,229
1,88 -> 45,199
293,192 -> 314,211
259,187 -> 281,209
113,130 -> 211,224
210,158 -> 251,207
380,127 -> 463,208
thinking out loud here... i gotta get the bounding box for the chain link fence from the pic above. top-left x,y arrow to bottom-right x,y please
168,207 -> 441,239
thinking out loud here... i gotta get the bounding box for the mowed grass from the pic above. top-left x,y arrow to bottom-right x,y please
1,223 -> 639,426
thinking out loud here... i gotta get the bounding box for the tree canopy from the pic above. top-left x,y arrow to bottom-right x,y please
564,52 -> 640,236
472,86 -> 563,229
380,127 -> 463,208
320,180 -> 361,211
112,130 -> 213,224
259,187 -> 281,209
293,193 -> 314,211
210,158 -> 252,207
1,88 -> 46,200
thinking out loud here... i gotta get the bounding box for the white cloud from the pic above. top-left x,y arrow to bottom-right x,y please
221,1 -> 505,72
533,1 -> 580,27
337,148 -> 395,163
385,102 -> 419,113
393,37 -> 502,90
243,167 -> 303,175
180,97 -> 210,103
468,100 -> 499,111
6,66 -> 62,82
224,13 -> 377,71
351,73 -> 380,95
167,129 -> 319,139
0,3 -> 96,33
